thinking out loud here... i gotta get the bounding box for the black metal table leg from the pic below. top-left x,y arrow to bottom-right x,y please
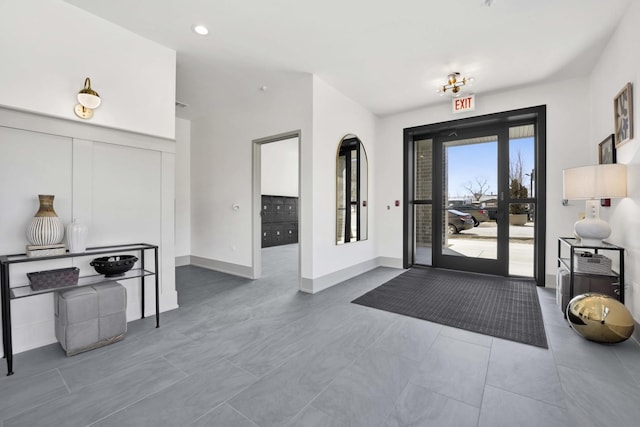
1,264 -> 14,375
1,264 -> 7,359
154,247 -> 159,328
140,249 -> 145,319
620,250 -> 625,303
1,264 -> 7,358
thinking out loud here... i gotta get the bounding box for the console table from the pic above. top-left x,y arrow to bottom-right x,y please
557,237 -> 624,304
0,243 -> 159,376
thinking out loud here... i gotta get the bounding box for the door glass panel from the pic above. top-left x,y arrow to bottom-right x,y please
442,136 -> 498,260
414,204 -> 432,265
509,202 -> 535,276
509,125 -> 535,277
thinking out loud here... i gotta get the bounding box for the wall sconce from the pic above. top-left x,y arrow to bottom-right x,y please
74,77 -> 101,119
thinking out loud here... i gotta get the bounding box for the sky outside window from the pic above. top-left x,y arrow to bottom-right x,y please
447,137 -> 534,199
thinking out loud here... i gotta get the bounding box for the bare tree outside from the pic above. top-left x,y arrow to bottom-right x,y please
509,150 -> 528,214
510,150 -> 525,184
462,177 -> 490,202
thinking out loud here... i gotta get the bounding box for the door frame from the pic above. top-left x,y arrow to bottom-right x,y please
251,130 -> 302,285
403,106 -> 547,285
432,126 -> 508,275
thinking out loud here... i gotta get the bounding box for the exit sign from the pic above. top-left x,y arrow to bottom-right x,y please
452,94 -> 475,113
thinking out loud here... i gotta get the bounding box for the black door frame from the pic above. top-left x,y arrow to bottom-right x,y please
433,125 -> 508,275
403,105 -> 547,285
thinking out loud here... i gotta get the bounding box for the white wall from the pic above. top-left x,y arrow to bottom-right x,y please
0,0 -> 177,355
376,78 -> 592,281
308,76 -> 378,290
190,74 -> 313,277
261,138 -> 299,197
0,0 -> 176,139
190,74 -> 381,292
589,1 -> 640,323
175,118 -> 191,259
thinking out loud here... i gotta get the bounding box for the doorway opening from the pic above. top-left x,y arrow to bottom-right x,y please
403,106 -> 546,285
252,131 -> 301,287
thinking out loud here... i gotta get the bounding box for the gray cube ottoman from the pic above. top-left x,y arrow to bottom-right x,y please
55,281 -> 127,356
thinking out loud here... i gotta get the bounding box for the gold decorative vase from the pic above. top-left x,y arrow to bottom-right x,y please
25,195 -> 65,246
567,293 -> 634,343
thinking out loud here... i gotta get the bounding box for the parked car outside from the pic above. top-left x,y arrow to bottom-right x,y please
447,209 -> 474,235
449,204 -> 490,226
484,206 -> 498,221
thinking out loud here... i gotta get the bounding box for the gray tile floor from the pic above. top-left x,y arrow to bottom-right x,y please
1,244 -> 640,426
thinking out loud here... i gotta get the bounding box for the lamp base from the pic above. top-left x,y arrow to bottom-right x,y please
574,218 -> 611,247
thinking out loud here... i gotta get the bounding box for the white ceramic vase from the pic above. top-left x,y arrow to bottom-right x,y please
26,195 -> 65,246
66,218 -> 88,253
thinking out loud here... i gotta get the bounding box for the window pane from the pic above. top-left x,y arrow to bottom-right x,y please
336,155 -> 346,242
442,136 -> 497,260
509,125 -> 535,199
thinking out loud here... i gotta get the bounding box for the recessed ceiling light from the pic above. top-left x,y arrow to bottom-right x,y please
192,25 -> 209,36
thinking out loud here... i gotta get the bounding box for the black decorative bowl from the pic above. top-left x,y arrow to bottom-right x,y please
90,255 -> 138,277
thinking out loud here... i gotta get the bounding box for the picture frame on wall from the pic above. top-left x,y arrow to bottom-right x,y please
598,133 -> 616,207
598,134 -> 616,165
613,82 -> 633,148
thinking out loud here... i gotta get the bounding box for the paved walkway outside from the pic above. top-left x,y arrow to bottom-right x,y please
419,221 -> 536,277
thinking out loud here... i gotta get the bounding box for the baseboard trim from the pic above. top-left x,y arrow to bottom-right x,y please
156,302 -> 180,314
377,256 -> 403,269
175,255 -> 191,267
190,256 -> 254,279
545,273 -> 557,288
300,256 -> 403,294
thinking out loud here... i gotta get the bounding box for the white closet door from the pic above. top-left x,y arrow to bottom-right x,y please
90,142 -> 161,246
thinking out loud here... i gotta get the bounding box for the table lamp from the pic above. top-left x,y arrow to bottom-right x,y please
562,164 -> 627,246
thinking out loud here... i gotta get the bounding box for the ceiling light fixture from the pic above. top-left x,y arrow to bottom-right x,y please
192,25 -> 209,36
436,72 -> 474,97
74,77 -> 101,119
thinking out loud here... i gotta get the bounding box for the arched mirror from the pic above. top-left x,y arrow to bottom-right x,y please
336,134 -> 368,244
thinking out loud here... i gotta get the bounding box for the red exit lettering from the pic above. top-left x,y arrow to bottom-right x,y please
455,98 -> 471,110
452,95 -> 475,113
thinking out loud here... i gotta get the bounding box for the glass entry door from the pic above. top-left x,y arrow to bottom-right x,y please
405,108 -> 544,281
433,130 -> 506,275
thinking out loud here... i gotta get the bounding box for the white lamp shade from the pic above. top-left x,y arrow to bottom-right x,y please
77,92 -> 101,109
563,164 -> 627,200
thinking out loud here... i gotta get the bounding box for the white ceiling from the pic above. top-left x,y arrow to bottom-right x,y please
64,0 -> 631,120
